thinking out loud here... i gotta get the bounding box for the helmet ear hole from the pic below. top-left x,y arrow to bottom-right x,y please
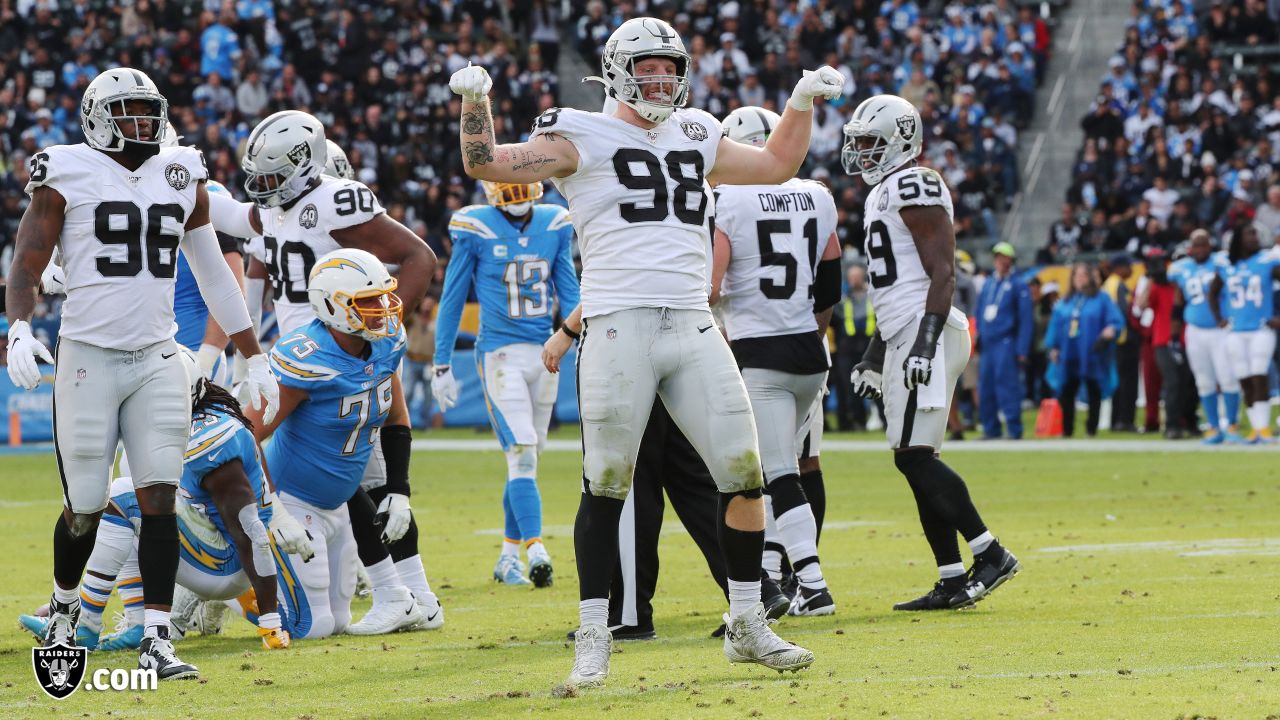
324,298 -> 335,315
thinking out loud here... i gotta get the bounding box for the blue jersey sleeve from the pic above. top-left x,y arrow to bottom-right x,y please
550,213 -> 580,313
270,327 -> 342,389
184,414 -> 250,480
433,225 -> 479,367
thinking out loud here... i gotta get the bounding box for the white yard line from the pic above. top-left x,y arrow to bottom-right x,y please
413,438 -> 1277,453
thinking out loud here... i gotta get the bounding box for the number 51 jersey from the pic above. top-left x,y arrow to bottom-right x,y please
862,165 -> 955,340
530,106 -> 720,318
249,175 -> 385,336
25,143 -> 208,350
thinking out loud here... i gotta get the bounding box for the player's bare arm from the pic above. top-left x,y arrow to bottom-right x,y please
709,227 -> 733,305
330,213 -> 437,312
6,186 -> 66,323
452,65 -> 578,182
248,383 -> 308,442
902,206 -> 957,316
1208,274 -> 1226,327
203,459 -> 280,607
543,304 -> 583,374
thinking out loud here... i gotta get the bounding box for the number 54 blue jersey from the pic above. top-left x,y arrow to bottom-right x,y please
434,203 -> 579,366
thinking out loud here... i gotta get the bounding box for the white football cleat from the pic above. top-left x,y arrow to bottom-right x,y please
566,623 -> 611,688
194,600 -> 229,635
347,586 -> 423,635
723,602 -> 815,673
168,586 -> 201,640
413,591 -> 444,630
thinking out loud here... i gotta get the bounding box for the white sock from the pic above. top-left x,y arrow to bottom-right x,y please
968,531 -> 995,555
776,505 -> 823,587
578,598 -> 608,628
501,540 -> 520,559
526,540 -> 550,562
1250,402 -> 1270,434
728,579 -> 761,618
761,547 -> 783,581
394,556 -> 431,599
257,612 -> 281,630
144,609 -> 170,636
52,584 -> 78,606
366,556 -> 402,589
938,562 -> 966,580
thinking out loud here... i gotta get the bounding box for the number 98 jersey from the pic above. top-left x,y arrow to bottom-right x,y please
531,106 -> 720,318
862,165 -> 954,340
251,175 -> 385,337
25,143 -> 208,350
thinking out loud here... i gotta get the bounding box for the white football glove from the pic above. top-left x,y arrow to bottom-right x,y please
265,491 -> 314,562
375,493 -> 412,544
431,365 -> 459,410
788,65 -> 846,111
40,261 -> 66,295
244,353 -> 281,425
449,63 -> 492,102
850,360 -> 884,400
196,343 -> 223,379
6,320 -> 54,390
902,354 -> 933,390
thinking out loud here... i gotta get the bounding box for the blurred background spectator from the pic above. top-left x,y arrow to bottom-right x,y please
1045,262 -> 1125,438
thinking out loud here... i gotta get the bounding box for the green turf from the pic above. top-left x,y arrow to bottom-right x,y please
1,447 -> 1277,718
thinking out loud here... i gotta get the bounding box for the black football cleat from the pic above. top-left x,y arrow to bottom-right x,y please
138,626 -> 199,680
893,578 -> 966,611
949,546 -> 1020,609
787,586 -> 836,616
761,576 -> 791,620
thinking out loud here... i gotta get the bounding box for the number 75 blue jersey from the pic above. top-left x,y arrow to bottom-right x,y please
434,203 -> 579,366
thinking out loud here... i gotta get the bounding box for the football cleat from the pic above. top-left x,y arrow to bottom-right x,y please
1200,430 -> 1224,445
761,576 -> 791,620
493,555 -> 531,586
168,586 -> 201,640
565,624 -> 656,642
893,578 -> 966,611
723,602 -> 814,673
528,556 -> 554,588
138,626 -> 199,680
1223,429 -> 1246,444
566,623 -> 612,688
355,563 -> 373,597
413,591 -> 444,631
787,586 -> 836,617
257,626 -> 291,650
20,614 -> 99,650
348,585 -> 423,634
41,596 -> 80,648
950,546 -> 1021,609
194,600 -> 229,635
98,613 -> 143,651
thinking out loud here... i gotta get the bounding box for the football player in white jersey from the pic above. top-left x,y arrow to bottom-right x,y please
710,106 -> 842,618
452,17 -> 844,687
842,94 -> 1019,611
209,120 -> 441,633
4,67 -> 283,679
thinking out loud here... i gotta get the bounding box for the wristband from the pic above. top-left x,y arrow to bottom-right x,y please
562,325 -> 581,341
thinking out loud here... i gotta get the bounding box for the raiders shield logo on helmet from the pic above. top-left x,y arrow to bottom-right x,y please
287,141 -> 312,166
165,163 -> 190,191
33,644 -> 87,700
681,121 -> 708,141
895,114 -> 917,142
299,203 -> 319,229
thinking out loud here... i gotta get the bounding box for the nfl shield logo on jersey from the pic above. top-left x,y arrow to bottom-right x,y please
895,114 -> 917,141
681,121 -> 708,141
164,163 -> 190,191
33,644 -> 87,700
299,204 -> 319,229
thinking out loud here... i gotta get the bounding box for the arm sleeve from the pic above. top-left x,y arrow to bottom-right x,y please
813,259 -> 841,313
551,224 -> 581,312
208,191 -> 258,239
181,223 -> 252,337
245,276 -> 266,333
1016,282 -> 1034,357
431,233 -> 478,368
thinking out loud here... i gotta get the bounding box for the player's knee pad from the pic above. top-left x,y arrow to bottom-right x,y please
505,444 -> 538,479
67,512 -> 100,539
764,474 -> 806,518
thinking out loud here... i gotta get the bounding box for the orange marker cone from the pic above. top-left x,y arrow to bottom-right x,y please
1035,399 -> 1063,438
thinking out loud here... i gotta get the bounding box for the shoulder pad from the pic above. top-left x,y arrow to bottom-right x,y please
529,106 -> 584,140
185,416 -> 240,461
23,144 -> 77,195
316,177 -> 384,229
449,206 -> 500,239
886,166 -> 950,209
270,334 -> 342,383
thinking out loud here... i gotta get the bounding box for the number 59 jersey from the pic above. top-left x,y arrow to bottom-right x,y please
25,143 -> 208,350
252,175 -> 385,336
531,106 -> 721,319
862,165 -> 955,340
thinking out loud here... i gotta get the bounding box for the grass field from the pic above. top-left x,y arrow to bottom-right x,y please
1,438 -> 1278,719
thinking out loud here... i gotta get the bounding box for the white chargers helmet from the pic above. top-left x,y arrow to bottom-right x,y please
80,67 -> 170,152
587,17 -> 690,124
175,346 -> 205,402
308,248 -> 403,341
242,110 -> 327,208
722,106 -> 781,147
323,139 -> 354,180
841,94 -> 924,186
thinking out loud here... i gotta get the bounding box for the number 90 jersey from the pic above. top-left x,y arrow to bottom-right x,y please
531,106 -> 720,318
265,318 -> 406,510
249,175 -> 385,337
25,143 -> 208,350
862,165 -> 954,340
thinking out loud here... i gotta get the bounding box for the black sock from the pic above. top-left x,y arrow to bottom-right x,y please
905,476 -> 963,568
138,513 -> 179,608
388,514 -> 419,563
347,489 -> 390,567
574,490 -> 624,601
52,513 -> 98,591
800,469 -> 825,542
895,449 -> 988,541
717,492 -> 765,583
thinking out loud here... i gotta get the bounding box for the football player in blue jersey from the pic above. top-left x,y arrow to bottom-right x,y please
246,248 -> 439,638
1209,225 -> 1280,443
176,180 -> 248,383
1169,230 -> 1242,444
432,180 -> 579,587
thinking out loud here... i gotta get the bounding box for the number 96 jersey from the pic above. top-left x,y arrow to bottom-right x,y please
25,143 -> 208,350
862,165 -> 954,340
531,106 -> 720,319
250,175 -> 385,337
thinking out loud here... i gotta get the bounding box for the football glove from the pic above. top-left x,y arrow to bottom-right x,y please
903,312 -> 945,391
40,261 -> 66,295
851,361 -> 883,400
6,320 -> 53,390
375,493 -> 412,544
450,63 -> 492,102
788,65 -> 846,111
244,353 -> 281,425
431,365 -> 459,409
265,491 -> 314,562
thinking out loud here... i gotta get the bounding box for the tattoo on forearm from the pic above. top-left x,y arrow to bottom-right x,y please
461,107 -> 489,136
464,140 -> 494,167
510,150 -> 555,172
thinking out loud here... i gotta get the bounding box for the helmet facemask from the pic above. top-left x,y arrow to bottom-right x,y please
618,53 -> 690,121
330,284 -> 404,341
87,93 -> 170,151
242,155 -> 313,209
842,131 -> 891,179
483,180 -> 543,216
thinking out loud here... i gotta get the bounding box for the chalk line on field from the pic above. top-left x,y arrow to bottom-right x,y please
415,438 -> 1277,453
474,518 -> 894,536
1040,537 -> 1280,556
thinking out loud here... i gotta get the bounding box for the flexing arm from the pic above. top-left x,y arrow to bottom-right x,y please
331,214 -> 436,313
458,99 -> 578,181
709,227 -> 733,306
6,186 -> 66,323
